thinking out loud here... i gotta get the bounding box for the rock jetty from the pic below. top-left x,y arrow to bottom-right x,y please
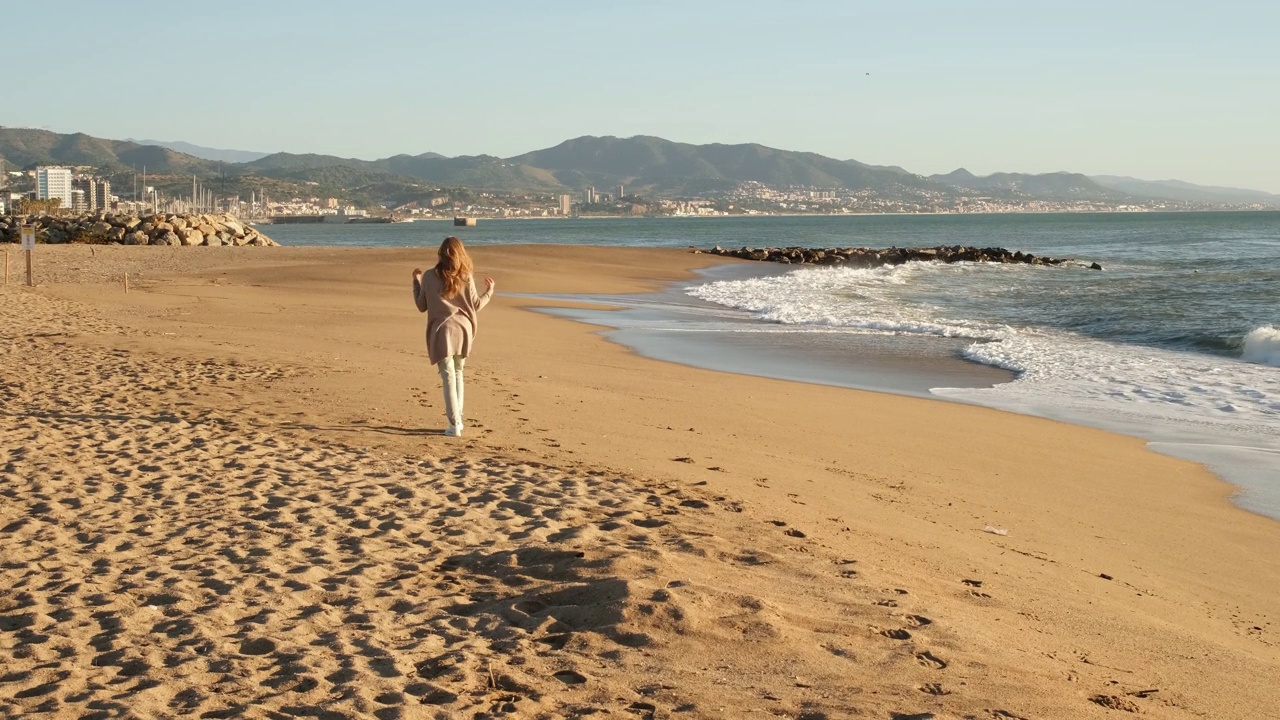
700,244 -> 1100,269
0,213 -> 278,247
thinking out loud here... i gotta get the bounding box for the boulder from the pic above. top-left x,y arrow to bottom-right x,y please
180,229 -> 204,246
107,227 -> 127,242
205,234 -> 224,247
89,221 -> 113,236
125,231 -> 149,245
222,218 -> 246,237
151,231 -> 180,246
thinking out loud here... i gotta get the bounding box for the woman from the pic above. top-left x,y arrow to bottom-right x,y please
413,236 -> 495,437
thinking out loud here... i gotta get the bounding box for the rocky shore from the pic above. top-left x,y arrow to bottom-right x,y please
701,244 -> 1101,269
0,212 -> 278,247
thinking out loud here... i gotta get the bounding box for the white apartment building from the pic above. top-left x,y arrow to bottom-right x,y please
36,166 -> 74,207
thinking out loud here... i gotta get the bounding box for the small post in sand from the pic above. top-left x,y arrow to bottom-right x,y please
124,271 -> 130,294
21,225 -> 35,287
4,249 -> 8,286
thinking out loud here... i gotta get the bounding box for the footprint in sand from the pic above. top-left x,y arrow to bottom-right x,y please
553,670 -> 587,685
915,651 -> 948,670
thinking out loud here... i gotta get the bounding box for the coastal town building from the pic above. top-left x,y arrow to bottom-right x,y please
36,166 -> 74,207
72,177 -> 113,212
559,194 -> 572,216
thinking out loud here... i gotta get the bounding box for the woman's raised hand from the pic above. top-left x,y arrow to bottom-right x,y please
484,276 -> 496,291
412,268 -> 423,280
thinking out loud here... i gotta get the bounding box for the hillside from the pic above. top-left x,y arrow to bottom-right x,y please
511,136 -> 935,194
0,128 -> 217,174
1090,175 -> 1280,206
234,135 -> 944,197
929,168 -> 1127,202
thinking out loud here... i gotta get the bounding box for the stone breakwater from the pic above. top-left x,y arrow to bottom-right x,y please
0,213 -> 278,247
699,244 -> 1101,270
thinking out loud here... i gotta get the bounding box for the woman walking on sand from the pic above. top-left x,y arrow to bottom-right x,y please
413,236 -> 495,437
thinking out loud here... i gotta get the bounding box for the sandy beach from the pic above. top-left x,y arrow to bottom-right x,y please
1,244 -> 1277,719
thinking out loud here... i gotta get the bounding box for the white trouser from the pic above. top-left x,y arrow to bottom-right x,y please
437,355 -> 466,427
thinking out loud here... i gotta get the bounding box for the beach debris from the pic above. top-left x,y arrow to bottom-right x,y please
962,579 -> 983,587
671,456 -> 695,463
785,528 -> 807,538
1099,573 -> 1114,581
983,525 -> 1009,536
1128,689 -> 1159,698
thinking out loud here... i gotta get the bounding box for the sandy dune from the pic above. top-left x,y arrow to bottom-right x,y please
1,245 -> 1276,719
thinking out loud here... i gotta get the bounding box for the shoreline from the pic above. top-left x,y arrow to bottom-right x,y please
3,244 -> 1277,718
308,207 -> 1280,223
530,261 -> 1280,522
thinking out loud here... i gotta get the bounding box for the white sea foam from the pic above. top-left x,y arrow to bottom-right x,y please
688,264 -> 1280,516
1243,326 -> 1280,367
689,264 -> 1007,340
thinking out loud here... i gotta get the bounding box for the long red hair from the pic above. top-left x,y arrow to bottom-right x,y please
435,236 -> 473,298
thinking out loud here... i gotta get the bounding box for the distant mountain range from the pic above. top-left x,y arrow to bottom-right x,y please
127,139 -> 271,164
928,168 -> 1126,202
1088,176 -> 1280,206
2,127 -> 1277,208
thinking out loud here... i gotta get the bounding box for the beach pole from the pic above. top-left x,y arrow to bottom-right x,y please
20,225 -> 35,287
124,271 -> 129,294
4,249 -> 8,286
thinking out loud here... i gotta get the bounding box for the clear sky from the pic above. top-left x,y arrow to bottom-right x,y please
7,0 -> 1279,191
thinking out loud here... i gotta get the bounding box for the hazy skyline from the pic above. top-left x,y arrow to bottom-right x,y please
7,1 -> 1279,192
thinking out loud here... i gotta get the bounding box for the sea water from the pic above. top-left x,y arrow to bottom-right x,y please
269,212 -> 1280,518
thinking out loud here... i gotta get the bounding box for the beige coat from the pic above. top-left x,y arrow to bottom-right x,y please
413,270 -> 494,366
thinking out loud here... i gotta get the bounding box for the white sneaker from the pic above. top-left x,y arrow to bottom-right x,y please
444,425 -> 464,437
